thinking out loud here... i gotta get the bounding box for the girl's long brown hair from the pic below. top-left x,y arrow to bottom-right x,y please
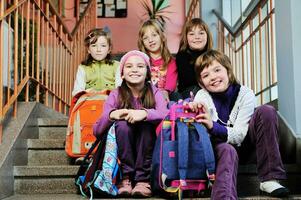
178,18 -> 213,52
138,19 -> 172,71
82,28 -> 113,66
118,67 -> 156,109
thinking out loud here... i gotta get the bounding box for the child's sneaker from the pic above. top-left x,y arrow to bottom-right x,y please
259,180 -> 289,197
117,178 -> 132,196
132,182 -> 152,197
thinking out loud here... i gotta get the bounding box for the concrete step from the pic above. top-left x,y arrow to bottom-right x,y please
38,118 -> 68,127
28,139 -> 65,149
14,178 -> 77,194
39,127 -> 66,139
237,164 -> 301,196
14,165 -> 79,177
3,194 -> 301,200
28,149 -> 71,166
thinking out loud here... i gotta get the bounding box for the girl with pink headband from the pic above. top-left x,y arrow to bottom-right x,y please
93,50 -> 168,197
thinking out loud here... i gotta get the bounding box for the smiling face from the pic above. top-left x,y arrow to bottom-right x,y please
187,26 -> 208,51
142,27 -> 161,56
88,36 -> 110,61
122,55 -> 148,88
200,60 -> 230,93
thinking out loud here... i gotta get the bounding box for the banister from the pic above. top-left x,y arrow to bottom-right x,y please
212,9 -> 234,35
214,0 -> 277,105
71,0 -> 95,36
0,0 -> 97,142
212,0 -> 265,37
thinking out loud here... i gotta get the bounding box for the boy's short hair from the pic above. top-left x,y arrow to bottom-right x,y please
195,50 -> 238,87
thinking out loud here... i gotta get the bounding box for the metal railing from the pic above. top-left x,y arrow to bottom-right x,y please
213,0 -> 277,106
0,0 -> 97,142
186,0 -> 200,21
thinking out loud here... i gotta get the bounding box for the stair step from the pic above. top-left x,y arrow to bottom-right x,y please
39,127 -> 66,139
28,139 -> 65,149
28,150 -> 71,166
14,165 -> 79,177
38,118 -> 68,127
14,178 -> 77,194
3,194 -> 301,200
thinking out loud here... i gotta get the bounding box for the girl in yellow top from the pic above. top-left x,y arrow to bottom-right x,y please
72,28 -> 122,96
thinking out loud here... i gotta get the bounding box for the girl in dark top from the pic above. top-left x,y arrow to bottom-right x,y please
175,18 -> 213,99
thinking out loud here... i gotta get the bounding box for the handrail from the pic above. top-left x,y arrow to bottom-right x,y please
0,0 -> 97,142
186,0 -> 200,21
212,0 -> 264,37
213,0 -> 277,106
212,9 -> 234,35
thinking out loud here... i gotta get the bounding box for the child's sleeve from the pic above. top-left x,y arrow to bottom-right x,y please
144,87 -> 169,122
93,89 -> 119,138
114,61 -> 122,87
72,65 -> 86,97
164,58 -> 178,92
226,91 -> 256,145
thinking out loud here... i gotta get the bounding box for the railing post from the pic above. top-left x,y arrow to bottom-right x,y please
0,0 -> 4,143
13,0 -> 19,118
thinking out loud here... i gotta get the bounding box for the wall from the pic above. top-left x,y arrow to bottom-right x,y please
63,0 -> 185,53
201,0 -> 222,49
96,0 -> 185,54
275,0 -> 301,137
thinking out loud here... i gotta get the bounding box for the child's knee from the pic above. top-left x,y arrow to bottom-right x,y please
255,105 -> 277,121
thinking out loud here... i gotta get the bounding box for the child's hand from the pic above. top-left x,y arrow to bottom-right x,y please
187,102 -> 204,113
161,89 -> 170,102
124,109 -> 147,123
110,109 -> 129,120
195,105 -> 213,130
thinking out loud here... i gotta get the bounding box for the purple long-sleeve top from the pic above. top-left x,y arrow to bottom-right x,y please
93,85 -> 169,138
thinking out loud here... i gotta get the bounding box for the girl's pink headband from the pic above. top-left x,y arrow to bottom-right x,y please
119,50 -> 151,76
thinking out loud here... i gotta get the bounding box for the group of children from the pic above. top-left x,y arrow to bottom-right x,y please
71,18 -> 289,199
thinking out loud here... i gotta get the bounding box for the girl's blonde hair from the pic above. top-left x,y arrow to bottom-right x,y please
195,49 -> 238,87
178,18 -> 213,52
82,28 -> 113,66
138,19 -> 172,71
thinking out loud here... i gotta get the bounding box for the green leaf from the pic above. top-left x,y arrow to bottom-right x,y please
154,0 -> 169,11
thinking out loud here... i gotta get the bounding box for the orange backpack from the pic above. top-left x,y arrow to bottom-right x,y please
65,91 -> 110,157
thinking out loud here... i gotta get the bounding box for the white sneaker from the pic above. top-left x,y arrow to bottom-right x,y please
259,180 -> 289,197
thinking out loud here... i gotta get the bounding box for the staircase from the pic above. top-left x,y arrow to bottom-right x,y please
2,113 -> 301,199
13,118 -> 79,195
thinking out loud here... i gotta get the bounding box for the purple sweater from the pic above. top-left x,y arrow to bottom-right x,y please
93,85 -> 168,138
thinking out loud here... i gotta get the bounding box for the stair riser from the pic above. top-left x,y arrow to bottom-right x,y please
39,127 -> 67,139
28,150 -> 71,166
14,178 -> 77,194
237,173 -> 301,196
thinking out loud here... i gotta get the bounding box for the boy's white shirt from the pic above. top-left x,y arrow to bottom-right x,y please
71,64 -> 122,97
193,85 -> 257,145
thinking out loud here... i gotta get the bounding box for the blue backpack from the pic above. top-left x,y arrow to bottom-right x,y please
151,103 -> 216,199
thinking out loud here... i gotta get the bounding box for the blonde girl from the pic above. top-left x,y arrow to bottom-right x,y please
138,19 -> 177,101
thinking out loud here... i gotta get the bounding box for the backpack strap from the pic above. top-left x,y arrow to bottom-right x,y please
176,120 -> 189,182
191,122 -> 215,175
